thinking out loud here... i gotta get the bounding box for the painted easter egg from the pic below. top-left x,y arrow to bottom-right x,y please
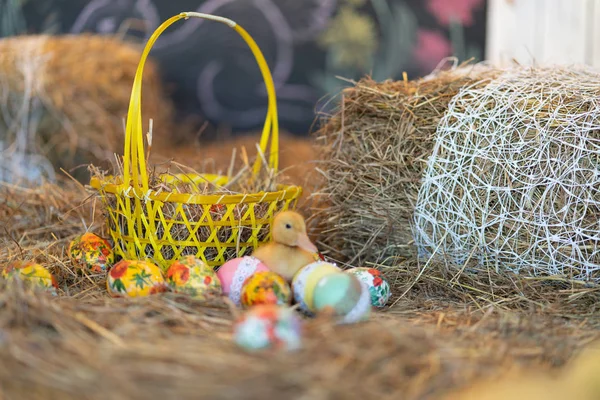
106,260 -> 167,298
2,261 -> 58,294
68,232 -> 114,273
233,304 -> 303,351
313,272 -> 371,324
165,256 -> 221,300
216,256 -> 269,306
291,261 -> 341,313
313,273 -> 362,315
346,267 -> 391,307
241,271 -> 292,308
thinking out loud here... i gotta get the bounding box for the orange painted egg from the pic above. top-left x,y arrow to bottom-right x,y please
165,256 -> 221,300
68,232 -> 114,273
106,260 -> 166,297
216,256 -> 269,306
240,271 -> 292,308
2,261 -> 58,294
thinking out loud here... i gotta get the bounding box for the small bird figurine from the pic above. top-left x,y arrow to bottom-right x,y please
252,211 -> 319,281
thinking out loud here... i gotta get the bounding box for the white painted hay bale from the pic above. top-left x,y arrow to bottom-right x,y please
413,65 -> 600,281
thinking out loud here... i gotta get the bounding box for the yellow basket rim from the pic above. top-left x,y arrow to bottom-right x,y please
90,175 -> 302,205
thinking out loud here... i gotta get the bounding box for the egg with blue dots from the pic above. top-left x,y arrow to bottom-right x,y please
233,304 -> 303,351
216,256 -> 269,306
345,267 -> 391,307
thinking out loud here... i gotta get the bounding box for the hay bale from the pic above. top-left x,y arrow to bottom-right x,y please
314,64 -> 498,265
413,65 -> 600,282
0,35 -> 174,181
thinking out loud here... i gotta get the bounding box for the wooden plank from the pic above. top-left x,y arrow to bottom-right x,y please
540,0 -> 589,65
511,0 -> 540,65
486,0 -> 518,66
591,0 -> 600,67
486,0 -> 598,67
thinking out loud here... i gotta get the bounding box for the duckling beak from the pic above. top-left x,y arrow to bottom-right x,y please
296,233 -> 318,253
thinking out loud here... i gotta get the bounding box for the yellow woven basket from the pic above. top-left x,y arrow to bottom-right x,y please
90,12 -> 302,270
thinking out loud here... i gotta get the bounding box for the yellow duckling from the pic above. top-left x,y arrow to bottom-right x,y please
253,211 -> 319,281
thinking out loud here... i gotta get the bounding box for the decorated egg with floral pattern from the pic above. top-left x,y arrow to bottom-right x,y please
291,261 -> 341,314
165,256 -> 221,300
233,304 -> 303,351
346,267 -> 391,307
2,261 -> 58,294
106,260 -> 167,297
216,256 -> 269,306
313,272 -> 371,324
240,271 -> 292,308
68,232 -> 114,273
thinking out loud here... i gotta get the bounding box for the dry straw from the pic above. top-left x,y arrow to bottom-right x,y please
313,61 -> 499,266
0,34 -> 174,181
1,180 -> 600,399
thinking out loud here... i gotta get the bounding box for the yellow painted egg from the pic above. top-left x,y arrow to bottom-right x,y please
291,261 -> 341,314
165,256 -> 221,300
106,260 -> 167,297
68,232 -> 114,273
241,271 -> 292,308
216,256 -> 270,306
2,261 -> 58,294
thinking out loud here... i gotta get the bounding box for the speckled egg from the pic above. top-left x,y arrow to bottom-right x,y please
165,256 -> 221,300
68,232 -> 114,273
313,272 -> 371,324
346,267 -> 391,307
291,261 -> 341,314
241,271 -> 292,308
2,261 -> 58,294
233,304 -> 303,351
106,260 -> 167,297
216,256 -> 269,306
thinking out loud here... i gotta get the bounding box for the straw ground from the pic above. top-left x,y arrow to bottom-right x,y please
1,177 -> 600,399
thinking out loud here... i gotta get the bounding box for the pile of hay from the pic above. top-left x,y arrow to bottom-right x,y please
0,35 -> 174,182
313,63 -> 498,265
413,65 -> 600,282
2,181 -> 600,399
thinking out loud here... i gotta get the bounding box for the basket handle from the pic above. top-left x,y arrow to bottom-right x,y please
122,12 -> 279,193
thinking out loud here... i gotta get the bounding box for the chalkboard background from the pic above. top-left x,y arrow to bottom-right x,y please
11,0 -> 487,138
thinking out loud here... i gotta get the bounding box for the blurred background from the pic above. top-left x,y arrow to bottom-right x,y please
0,0 -> 487,182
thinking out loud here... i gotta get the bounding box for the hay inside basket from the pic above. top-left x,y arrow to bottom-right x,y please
313,61 -> 499,266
